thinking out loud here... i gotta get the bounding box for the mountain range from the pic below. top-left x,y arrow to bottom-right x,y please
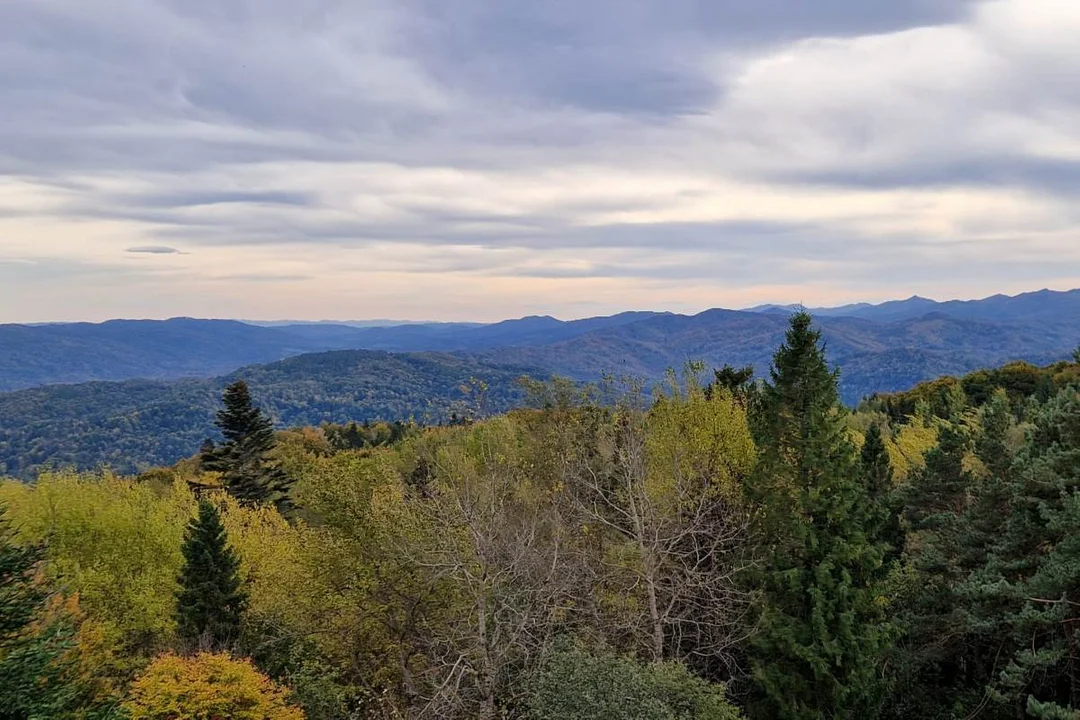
1,288 -> 1078,477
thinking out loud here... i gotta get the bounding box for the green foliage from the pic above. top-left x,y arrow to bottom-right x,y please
745,313 -> 893,720
176,500 -> 246,651
870,359 -> 1080,424
0,505 -> 79,720
986,387 -> 1080,714
526,642 -> 741,720
4,320 -> 1080,719
0,473 -> 193,657
201,380 -> 294,511
0,351 -> 537,479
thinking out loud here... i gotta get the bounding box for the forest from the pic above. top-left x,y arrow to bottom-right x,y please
3,312 -> 1080,719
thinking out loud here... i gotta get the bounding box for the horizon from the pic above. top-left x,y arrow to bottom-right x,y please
10,284 -> 1077,326
3,1 -> 1080,322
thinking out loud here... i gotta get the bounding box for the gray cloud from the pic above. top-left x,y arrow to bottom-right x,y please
125,246 -> 182,254
2,0 -> 1079,322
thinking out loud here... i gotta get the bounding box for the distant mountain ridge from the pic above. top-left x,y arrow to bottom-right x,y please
1,287 -> 1077,397
743,288 -> 1080,323
2,287 -> 1078,477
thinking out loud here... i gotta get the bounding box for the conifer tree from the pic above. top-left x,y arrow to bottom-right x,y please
988,387 -> 1080,716
861,422 -> 902,568
0,506 -> 76,719
745,312 -> 891,720
890,417 -> 1014,720
176,500 -> 246,651
201,380 -> 293,512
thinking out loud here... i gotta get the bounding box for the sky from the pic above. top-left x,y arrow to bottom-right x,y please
2,0 -> 1080,323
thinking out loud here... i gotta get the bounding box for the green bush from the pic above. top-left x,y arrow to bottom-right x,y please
527,641 -> 741,720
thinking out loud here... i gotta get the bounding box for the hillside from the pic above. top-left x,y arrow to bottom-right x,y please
0,350 -> 542,478
0,312 -> 663,391
478,310 -> 1076,402
0,318 -> 348,391
6,289 -> 1079,394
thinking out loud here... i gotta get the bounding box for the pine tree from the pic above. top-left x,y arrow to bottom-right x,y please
201,380 -> 293,512
0,506 -> 76,719
988,387 -> 1080,716
861,422 -> 903,568
176,500 -> 246,651
745,312 -> 892,720
889,408 -> 1023,720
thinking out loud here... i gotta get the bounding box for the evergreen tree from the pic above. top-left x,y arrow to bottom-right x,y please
0,506 -> 77,719
201,380 -> 293,512
706,364 -> 756,405
887,422 -> 984,719
987,387 -> 1080,716
745,312 -> 892,720
861,423 -> 901,555
176,500 -> 246,651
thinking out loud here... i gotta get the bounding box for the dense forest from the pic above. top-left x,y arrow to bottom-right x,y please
0,351 -> 540,478
3,313 -> 1080,718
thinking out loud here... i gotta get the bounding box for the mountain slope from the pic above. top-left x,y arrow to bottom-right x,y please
0,318 -> 346,391
0,312 -> 665,391
477,309 -> 1077,403
0,350 -> 543,478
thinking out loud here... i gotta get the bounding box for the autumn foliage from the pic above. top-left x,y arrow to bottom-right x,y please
123,652 -> 304,720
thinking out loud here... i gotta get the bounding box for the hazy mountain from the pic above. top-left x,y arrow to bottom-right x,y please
1,287 -> 1076,401
476,309 -> 1076,401
0,319 -> 339,392
3,292 -> 1077,477
0,312 -> 665,390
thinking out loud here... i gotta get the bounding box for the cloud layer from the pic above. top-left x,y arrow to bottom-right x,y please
1,0 -> 1078,321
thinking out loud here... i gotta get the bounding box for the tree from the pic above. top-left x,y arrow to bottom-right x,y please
123,652 -> 304,720
202,380 -> 294,512
527,640 -> 742,720
0,505 -> 77,719
744,312 -> 892,720
987,388 -> 1080,716
706,365 -> 756,406
860,422 -> 902,568
564,376 -> 756,675
176,500 -> 246,651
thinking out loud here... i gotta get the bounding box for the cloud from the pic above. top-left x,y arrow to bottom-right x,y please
126,245 -> 183,254
1,0 -> 1079,322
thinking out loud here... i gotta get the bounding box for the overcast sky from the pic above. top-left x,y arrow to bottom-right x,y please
2,0 -> 1079,322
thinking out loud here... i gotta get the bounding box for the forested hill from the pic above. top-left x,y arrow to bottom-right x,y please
0,350 -> 542,478
5,315 -> 1080,719
4,288 -> 1078,393
474,309 -> 1077,401
0,312 -> 660,391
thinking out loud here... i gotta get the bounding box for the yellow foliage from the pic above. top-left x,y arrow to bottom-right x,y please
0,472 -> 194,650
887,421 -> 939,480
123,652 -> 305,720
217,494 -> 314,632
646,387 -> 756,508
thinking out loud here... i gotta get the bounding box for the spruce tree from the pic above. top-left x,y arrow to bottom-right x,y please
176,500 -> 246,651
745,312 -> 891,720
201,380 -> 293,512
0,506 -> 76,719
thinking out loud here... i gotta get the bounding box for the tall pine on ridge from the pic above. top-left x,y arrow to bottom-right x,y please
176,500 -> 246,651
201,380 -> 294,512
745,312 -> 892,720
